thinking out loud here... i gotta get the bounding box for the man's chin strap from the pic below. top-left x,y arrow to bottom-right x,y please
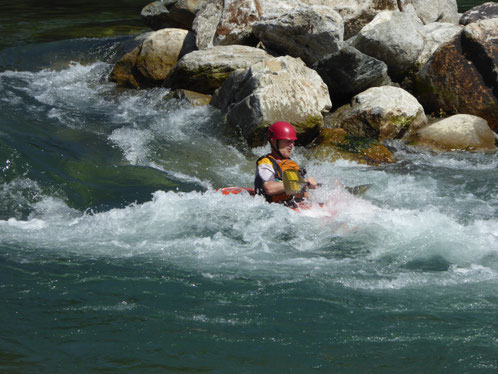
270,140 -> 285,159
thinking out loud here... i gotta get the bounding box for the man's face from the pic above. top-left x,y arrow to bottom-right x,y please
277,139 -> 294,159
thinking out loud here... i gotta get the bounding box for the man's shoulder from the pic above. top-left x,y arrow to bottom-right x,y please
257,156 -> 273,166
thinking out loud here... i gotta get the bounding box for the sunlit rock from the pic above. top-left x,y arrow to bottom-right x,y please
325,86 -> 428,141
414,114 -> 497,152
163,45 -> 271,94
414,25 -> 498,131
110,28 -> 196,88
192,0 -> 403,50
350,11 -> 425,81
192,0 -> 223,49
252,5 -> 344,67
211,56 -> 331,147
408,0 -> 459,25
310,128 -> 396,165
313,45 -> 390,108
459,1 -> 498,25
302,0 -> 400,40
141,0 -> 204,31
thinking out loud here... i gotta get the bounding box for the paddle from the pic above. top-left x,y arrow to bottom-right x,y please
282,169 -> 371,196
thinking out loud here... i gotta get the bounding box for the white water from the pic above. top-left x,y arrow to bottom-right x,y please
1,59 -> 497,293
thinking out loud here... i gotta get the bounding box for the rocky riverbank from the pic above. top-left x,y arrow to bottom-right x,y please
110,0 -> 498,164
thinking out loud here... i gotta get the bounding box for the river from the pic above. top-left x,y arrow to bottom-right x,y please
1,1 -> 497,372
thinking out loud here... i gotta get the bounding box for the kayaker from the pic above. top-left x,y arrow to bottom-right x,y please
254,121 -> 318,205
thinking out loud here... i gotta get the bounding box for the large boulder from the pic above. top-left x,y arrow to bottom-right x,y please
325,86 -> 428,141
459,1 -> 498,25
461,18 -> 498,99
193,0 -> 263,49
350,11 -> 426,81
252,5 -> 344,66
415,22 -> 463,68
109,28 -> 196,88
302,0 -> 401,40
163,45 -> 271,94
414,21 -> 498,131
192,0 -> 404,50
414,114 -> 497,152
141,0 -> 205,30
192,0 -> 223,49
211,56 -> 332,147
313,45 -> 390,108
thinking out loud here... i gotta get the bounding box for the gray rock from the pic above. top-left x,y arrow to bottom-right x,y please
141,0 -> 205,30
163,45 -> 271,94
460,1 -> 498,25
351,10 -> 426,81
252,5 -> 344,66
192,0 -> 223,49
211,56 -> 331,146
313,45 -> 390,108
408,0 -> 459,25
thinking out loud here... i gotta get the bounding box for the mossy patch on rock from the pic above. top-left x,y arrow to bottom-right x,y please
311,128 -> 395,165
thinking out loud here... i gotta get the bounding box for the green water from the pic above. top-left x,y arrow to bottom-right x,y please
1,1 -> 497,373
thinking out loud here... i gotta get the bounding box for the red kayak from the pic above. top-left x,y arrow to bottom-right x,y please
217,186 -> 321,211
218,187 -> 256,196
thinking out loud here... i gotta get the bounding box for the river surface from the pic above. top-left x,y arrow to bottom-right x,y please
1,1 -> 497,372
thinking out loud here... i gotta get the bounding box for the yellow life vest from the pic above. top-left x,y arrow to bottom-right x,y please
255,154 -> 305,204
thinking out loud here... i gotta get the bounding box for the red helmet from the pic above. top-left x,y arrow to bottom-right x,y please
268,121 -> 297,141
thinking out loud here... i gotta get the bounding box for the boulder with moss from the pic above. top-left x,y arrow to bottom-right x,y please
325,86 -> 428,141
414,22 -> 498,130
110,28 -> 196,88
310,128 -> 396,165
163,45 -> 271,94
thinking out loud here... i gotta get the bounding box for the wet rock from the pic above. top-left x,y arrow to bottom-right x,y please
413,114 -> 497,152
325,86 -> 428,141
165,89 -> 212,106
350,11 -> 426,81
110,28 -> 196,88
211,56 -> 331,147
414,31 -> 498,130
141,0 -> 204,31
459,1 -> 498,25
313,45 -> 390,108
163,45 -> 271,94
252,5 -> 344,66
310,128 -> 396,165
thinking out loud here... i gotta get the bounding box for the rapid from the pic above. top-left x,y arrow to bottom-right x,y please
1,1 -> 497,372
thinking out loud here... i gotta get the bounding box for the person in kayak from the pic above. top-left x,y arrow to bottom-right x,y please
254,121 -> 318,205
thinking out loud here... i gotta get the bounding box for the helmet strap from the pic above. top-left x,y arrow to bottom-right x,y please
270,139 -> 285,159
